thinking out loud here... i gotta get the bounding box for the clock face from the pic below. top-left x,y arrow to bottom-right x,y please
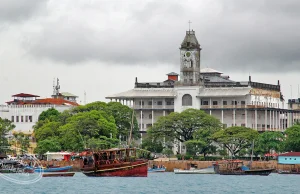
185,51 -> 191,57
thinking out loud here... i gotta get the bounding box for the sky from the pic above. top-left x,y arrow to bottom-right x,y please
1,0 -> 300,105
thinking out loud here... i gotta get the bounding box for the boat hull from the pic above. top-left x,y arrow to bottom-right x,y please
218,169 -> 273,176
174,167 -> 215,174
42,172 -> 75,177
35,166 -> 72,173
148,168 -> 166,173
81,161 -> 148,177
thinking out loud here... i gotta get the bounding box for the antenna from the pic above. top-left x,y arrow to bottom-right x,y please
84,91 -> 87,105
188,20 -> 192,31
53,78 -> 56,95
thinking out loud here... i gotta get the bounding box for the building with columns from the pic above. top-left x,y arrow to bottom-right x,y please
106,30 -> 300,145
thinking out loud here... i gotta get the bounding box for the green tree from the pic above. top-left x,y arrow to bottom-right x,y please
34,137 -> 61,154
254,131 -> 284,156
150,109 -> 222,143
13,132 -> 30,154
0,117 -> 15,153
87,136 -> 119,150
212,126 -> 259,157
38,108 -> 61,121
141,137 -> 164,153
283,124 -> 300,152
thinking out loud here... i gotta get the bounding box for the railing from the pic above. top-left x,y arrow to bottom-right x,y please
133,105 -> 174,109
200,105 -> 279,109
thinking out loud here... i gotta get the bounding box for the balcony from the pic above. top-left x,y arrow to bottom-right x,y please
133,105 -> 174,110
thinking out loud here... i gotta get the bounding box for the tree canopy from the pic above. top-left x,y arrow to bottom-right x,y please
212,126 -> 259,157
34,101 -> 139,154
253,131 -> 284,156
0,117 -> 15,153
283,124 -> 300,152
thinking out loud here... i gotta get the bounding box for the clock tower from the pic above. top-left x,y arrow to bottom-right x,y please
179,30 -> 202,85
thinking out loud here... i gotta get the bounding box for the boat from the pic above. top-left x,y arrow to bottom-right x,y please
174,166 -> 215,174
34,165 -> 72,173
213,160 -> 273,176
0,159 -> 33,173
148,165 -> 166,172
80,148 -> 149,177
42,172 -> 75,177
278,169 -> 300,174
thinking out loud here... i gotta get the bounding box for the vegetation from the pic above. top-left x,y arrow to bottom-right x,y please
34,102 -> 139,154
211,126 -> 259,157
0,117 -> 15,153
283,124 -> 300,152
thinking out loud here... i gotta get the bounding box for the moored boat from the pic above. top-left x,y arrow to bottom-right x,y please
213,160 -> 273,176
42,172 -> 75,177
34,165 -> 72,173
148,165 -> 166,172
80,148 -> 149,177
174,166 -> 215,174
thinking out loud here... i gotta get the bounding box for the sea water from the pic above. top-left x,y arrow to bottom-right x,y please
0,172 -> 299,194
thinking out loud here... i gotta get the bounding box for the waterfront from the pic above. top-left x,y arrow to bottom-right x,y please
1,172 -> 300,194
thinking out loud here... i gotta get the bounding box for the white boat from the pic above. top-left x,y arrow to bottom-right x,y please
174,167 -> 215,174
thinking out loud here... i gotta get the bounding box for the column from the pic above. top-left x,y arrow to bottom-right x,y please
209,98 -> 212,115
245,109 -> 248,127
265,110 -> 267,131
233,109 -> 236,126
140,99 -> 143,132
269,110 -> 272,131
272,110 -> 275,131
287,112 -> 290,128
255,109 -> 258,130
151,98 -> 154,126
275,111 -> 278,131
221,98 -> 224,124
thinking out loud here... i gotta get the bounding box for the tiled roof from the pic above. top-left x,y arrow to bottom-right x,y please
33,98 -> 79,106
278,152 -> 300,157
12,93 -> 40,98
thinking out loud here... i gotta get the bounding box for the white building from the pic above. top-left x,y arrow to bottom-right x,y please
0,79 -> 79,134
106,29 -> 299,152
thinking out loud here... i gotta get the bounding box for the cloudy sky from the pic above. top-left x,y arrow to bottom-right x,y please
1,0 -> 300,105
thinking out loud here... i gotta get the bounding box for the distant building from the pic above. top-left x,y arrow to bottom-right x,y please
0,78 -> 78,134
106,29 -> 300,154
288,98 -> 300,124
278,152 -> 300,164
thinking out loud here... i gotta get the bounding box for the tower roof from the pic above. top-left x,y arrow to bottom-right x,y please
180,30 -> 200,49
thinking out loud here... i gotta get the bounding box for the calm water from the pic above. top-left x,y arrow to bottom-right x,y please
1,172 -> 300,194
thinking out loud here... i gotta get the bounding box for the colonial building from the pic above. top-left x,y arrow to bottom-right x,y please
106,30 -> 300,144
0,78 -> 79,134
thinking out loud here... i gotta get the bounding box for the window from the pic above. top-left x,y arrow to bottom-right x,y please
223,101 -> 227,105
21,116 -> 24,122
157,101 -> 163,105
202,101 -> 209,105
11,116 -> 14,122
166,101 -> 173,105
213,101 -> 218,105
182,94 -> 192,106
241,101 -> 245,105
148,101 -> 152,106
149,114 -> 152,119
16,116 -> 19,122
25,116 -> 28,122
29,116 -> 33,122
184,79 -> 187,83
139,101 -> 144,106
231,101 -> 237,105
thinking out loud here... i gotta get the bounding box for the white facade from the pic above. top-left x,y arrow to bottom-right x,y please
0,105 -> 73,134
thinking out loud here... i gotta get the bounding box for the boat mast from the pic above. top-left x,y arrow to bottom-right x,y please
128,109 -> 135,147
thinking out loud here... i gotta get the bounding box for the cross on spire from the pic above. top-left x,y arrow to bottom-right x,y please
188,20 -> 192,31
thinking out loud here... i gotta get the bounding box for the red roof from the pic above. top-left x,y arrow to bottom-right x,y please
278,152 -> 300,157
12,93 -> 40,98
33,98 -> 79,106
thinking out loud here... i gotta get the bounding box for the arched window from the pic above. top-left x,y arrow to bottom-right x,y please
182,94 -> 192,106
149,114 -> 152,119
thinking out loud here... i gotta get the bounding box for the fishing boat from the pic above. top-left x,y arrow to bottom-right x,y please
34,165 -> 72,173
213,160 -> 273,176
148,165 -> 166,172
0,159 -> 33,173
174,166 -> 215,174
42,172 -> 75,177
80,148 -> 149,177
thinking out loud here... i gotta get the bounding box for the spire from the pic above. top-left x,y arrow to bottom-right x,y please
180,29 -> 200,49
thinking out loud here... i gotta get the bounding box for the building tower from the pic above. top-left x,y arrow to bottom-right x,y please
179,30 -> 202,85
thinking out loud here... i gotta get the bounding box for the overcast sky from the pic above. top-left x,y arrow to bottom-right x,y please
1,0 -> 300,105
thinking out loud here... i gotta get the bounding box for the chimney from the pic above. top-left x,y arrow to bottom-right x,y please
249,76 -> 251,82
135,77 -> 138,83
278,80 -> 280,85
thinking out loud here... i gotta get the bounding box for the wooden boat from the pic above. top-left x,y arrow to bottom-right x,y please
213,160 -> 273,176
34,165 -> 72,173
0,159 -> 33,173
148,165 -> 166,172
174,167 -> 215,174
80,148 -> 149,177
42,172 -> 75,177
